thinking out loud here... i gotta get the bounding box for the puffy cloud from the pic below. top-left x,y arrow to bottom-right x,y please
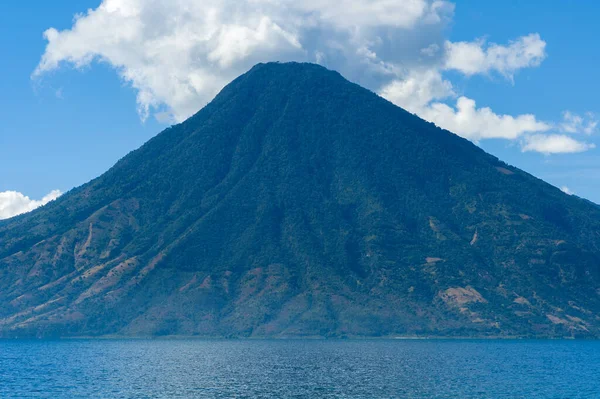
379,69 -> 454,113
560,111 -> 597,135
33,0 -> 453,122
34,1 -> 305,121
422,97 -> 551,141
444,33 -> 546,78
420,43 -> 440,57
294,0 -> 450,28
379,34 -> 594,150
33,1 -> 594,155
381,77 -> 595,150
0,190 -> 62,220
379,33 -> 554,144
380,73 -> 550,142
521,134 -> 595,154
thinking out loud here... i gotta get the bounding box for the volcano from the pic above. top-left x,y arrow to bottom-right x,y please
2,62 -> 600,338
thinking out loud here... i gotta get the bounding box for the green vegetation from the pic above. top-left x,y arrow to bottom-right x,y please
1,62 -> 600,338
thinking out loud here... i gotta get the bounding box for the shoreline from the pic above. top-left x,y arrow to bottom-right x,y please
0,334 -> 591,341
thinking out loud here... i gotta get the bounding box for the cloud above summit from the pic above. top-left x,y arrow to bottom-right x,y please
34,0 -> 595,154
34,0 -> 453,121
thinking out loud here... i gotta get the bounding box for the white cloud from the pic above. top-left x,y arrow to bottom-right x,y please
379,69 -> 454,113
379,34 -> 594,150
380,76 -> 596,149
560,111 -> 597,135
380,72 -> 551,142
33,1 -> 594,156
444,33 -> 546,78
561,186 -> 574,195
0,190 -> 62,220
33,0 -> 454,122
294,0 -> 448,28
423,97 -> 551,141
379,33 -> 555,144
521,134 -> 595,154
420,43 -> 440,57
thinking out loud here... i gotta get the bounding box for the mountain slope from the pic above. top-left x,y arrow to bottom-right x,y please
1,62 -> 600,338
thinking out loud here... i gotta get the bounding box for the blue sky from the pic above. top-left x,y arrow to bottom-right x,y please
450,1 -> 600,200
1,1 -> 599,218
0,1 -> 161,200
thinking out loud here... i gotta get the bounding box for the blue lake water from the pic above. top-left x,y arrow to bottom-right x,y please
0,339 -> 599,398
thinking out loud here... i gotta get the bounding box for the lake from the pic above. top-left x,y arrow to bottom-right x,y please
0,339 -> 598,398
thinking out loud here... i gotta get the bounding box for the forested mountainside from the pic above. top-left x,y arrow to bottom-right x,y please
1,62 -> 599,338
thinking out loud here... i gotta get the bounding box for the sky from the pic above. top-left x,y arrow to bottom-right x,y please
1,0 -> 600,219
